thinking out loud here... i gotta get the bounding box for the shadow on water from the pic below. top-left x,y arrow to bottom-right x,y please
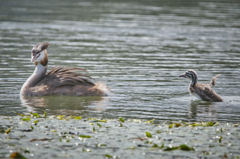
20,95 -> 109,116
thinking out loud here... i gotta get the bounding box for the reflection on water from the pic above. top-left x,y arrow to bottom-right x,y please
0,0 -> 240,122
189,101 -> 217,121
20,95 -> 109,116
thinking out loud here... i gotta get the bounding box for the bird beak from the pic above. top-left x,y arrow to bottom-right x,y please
31,53 -> 40,62
179,74 -> 186,78
31,55 -> 36,62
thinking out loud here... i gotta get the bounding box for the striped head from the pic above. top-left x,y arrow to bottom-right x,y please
179,70 -> 198,86
31,42 -> 49,66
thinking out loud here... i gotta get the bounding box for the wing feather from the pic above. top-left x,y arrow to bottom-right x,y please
209,74 -> 221,87
36,66 -> 95,87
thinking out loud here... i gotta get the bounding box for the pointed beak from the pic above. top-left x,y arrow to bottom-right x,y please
31,55 -> 36,62
31,53 -> 40,62
179,74 -> 186,78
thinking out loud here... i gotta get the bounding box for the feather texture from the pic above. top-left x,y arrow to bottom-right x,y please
179,70 -> 223,102
36,66 -> 95,87
21,42 -> 108,96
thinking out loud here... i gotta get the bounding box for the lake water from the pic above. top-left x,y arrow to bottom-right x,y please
0,0 -> 240,122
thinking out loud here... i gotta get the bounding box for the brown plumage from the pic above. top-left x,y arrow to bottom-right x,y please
179,70 -> 223,102
40,66 -> 95,87
20,42 -> 108,96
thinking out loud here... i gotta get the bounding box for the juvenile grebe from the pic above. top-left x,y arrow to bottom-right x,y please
179,70 -> 223,102
20,42 -> 108,96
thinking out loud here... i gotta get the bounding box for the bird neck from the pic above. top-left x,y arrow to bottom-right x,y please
20,61 -> 48,95
190,72 -> 198,87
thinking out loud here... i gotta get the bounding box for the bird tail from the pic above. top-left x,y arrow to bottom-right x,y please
92,82 -> 110,96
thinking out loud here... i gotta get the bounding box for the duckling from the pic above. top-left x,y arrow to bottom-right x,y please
179,70 -> 223,102
20,42 -> 108,96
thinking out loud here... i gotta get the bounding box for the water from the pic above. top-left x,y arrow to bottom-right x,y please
0,0 -> 240,122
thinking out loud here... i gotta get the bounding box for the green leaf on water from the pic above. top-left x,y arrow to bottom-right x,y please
156,130 -> 161,133
160,143 -> 164,149
191,123 -> 200,127
96,119 -> 107,122
87,117 -> 95,121
219,136 -> 223,143
182,122 -> 199,127
79,135 -> 91,138
67,115 -> 75,119
163,146 -> 178,151
201,121 -> 214,127
145,119 -> 155,124
152,144 -> 158,148
205,122 -> 214,127
22,118 -> 31,121
43,111 -> 47,118
126,146 -> 136,150
56,115 -> 65,120
179,144 -> 194,151
31,126 -> 34,130
146,132 -> 152,138
214,121 -> 219,126
74,116 -> 82,120
169,123 -> 174,129
100,144 -> 107,146
0,128 -> 5,134
30,112 -> 40,118
10,152 -> 27,159
105,154 -> 113,158
119,117 -> 125,122
82,148 -> 91,152
33,120 -> 39,125
97,123 -> 102,128
16,113 -> 25,117
163,144 -> 194,151
5,128 -> 11,134
23,150 -> 30,153
144,140 -> 153,144
175,123 -> 181,127
93,126 -> 95,132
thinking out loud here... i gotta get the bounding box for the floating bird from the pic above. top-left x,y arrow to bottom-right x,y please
179,70 -> 223,102
20,42 -> 108,96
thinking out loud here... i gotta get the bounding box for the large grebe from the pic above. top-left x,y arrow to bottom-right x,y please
20,42 -> 108,96
179,70 -> 223,102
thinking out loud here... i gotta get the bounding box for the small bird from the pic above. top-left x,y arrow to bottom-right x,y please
20,42 -> 108,96
179,70 -> 223,102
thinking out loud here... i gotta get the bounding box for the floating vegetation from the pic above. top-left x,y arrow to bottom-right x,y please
10,152 -> 26,159
145,132 -> 152,138
0,112 -> 239,159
